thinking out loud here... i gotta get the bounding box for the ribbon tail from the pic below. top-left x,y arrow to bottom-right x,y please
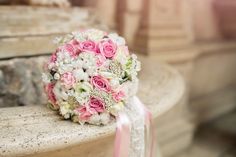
113,112 -> 131,157
134,96 -> 157,157
146,111 -> 157,157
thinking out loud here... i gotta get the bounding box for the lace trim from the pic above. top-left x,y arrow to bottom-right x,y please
124,97 -> 145,157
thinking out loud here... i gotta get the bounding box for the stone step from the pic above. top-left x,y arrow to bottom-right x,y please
0,58 -> 186,157
135,37 -> 190,53
207,109 -> 236,137
174,119 -> 236,157
0,6 -> 92,37
148,48 -> 198,63
191,87 -> 236,123
0,35 -> 57,59
147,17 -> 184,28
0,6 -> 106,59
138,28 -> 187,39
161,129 -> 193,157
193,41 -> 236,54
157,117 -> 194,145
174,138 -> 236,157
135,33 -> 189,45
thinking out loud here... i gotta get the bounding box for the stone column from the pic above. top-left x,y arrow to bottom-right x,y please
191,0 -> 222,41
116,0 -> 143,47
134,0 -> 193,54
214,0 -> 236,39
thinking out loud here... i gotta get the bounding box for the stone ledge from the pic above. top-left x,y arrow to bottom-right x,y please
136,40 -> 236,64
0,6 -> 107,59
0,59 -> 185,157
191,87 -> 236,123
0,6 -> 92,37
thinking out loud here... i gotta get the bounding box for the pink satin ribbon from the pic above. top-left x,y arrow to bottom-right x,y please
113,112 -> 131,157
114,97 -> 156,157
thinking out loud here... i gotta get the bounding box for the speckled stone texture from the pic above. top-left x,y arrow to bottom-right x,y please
0,56 -> 48,107
0,58 -> 185,157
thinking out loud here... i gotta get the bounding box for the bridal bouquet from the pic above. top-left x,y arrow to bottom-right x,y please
42,29 -> 141,125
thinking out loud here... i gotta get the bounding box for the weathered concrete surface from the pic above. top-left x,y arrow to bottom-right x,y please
0,56 -> 48,107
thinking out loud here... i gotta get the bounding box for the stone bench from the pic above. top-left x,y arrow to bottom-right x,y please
0,56 -> 185,157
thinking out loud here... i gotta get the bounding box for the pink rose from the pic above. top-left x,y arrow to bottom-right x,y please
99,39 -> 117,58
61,41 -> 80,57
96,54 -> 106,67
89,97 -> 105,113
61,72 -> 76,89
77,106 -> 96,121
46,51 -> 58,70
112,91 -> 125,102
91,75 -> 111,92
70,39 -> 79,46
50,52 -> 57,63
79,40 -> 97,53
44,83 -> 58,108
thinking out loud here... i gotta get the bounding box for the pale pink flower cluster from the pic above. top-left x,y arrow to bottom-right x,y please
42,29 -> 141,125
61,72 -> 76,89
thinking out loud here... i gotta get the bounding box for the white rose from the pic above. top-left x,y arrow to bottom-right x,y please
110,102 -> 124,116
110,78 -> 120,89
73,69 -> 89,81
72,31 -> 86,42
72,59 -> 83,69
99,71 -> 115,79
108,33 -> 126,46
86,29 -> 106,41
53,82 -> 69,101
74,92 -> 90,105
114,46 -> 129,66
59,102 -> 73,119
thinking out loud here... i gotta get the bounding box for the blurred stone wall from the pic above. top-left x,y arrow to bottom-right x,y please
80,0 -> 236,44
191,0 -> 236,40
214,0 -> 236,39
